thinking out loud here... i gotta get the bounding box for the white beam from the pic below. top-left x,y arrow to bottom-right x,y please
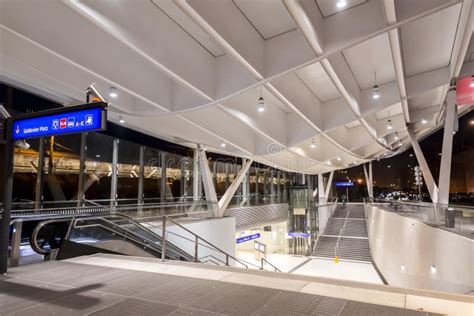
218,159 -> 253,216
407,129 -> 438,203
438,91 -> 457,205
196,145 -> 218,216
324,171 -> 334,201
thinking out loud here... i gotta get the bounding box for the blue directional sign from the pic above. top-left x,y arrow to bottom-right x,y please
335,181 -> 354,187
13,105 -> 106,140
236,233 -> 260,244
288,232 -> 311,238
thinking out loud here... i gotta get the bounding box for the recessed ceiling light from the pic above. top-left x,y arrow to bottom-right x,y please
220,142 -> 226,148
387,119 -> 393,130
337,157 -> 342,161
470,75 -> 474,88
109,86 -> 118,99
310,139 -> 316,149
421,118 -> 428,124
394,132 -> 399,140
118,116 -> 125,124
336,0 -> 347,8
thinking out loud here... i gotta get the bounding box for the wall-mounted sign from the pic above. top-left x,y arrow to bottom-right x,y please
335,181 -> 354,187
236,233 -> 260,244
12,103 -> 107,140
288,232 -> 310,238
456,76 -> 474,106
293,208 -> 306,215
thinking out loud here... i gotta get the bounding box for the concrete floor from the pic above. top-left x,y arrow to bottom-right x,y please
0,255 -> 441,316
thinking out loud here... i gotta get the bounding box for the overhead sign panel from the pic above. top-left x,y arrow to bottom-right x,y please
236,233 -> 260,244
12,103 -> 107,140
335,181 -> 354,187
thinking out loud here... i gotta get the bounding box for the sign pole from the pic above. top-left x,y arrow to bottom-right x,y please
0,118 -> 14,274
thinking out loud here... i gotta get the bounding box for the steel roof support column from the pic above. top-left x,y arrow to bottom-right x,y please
438,91 -> 457,205
35,137 -> 45,209
192,149 -> 201,201
160,152 -> 167,203
110,139 -> 119,210
218,159 -> 253,217
408,129 -> 438,203
324,171 -> 334,202
138,146 -> 145,206
318,173 -> 326,204
363,163 -> 374,198
197,145 -> 218,216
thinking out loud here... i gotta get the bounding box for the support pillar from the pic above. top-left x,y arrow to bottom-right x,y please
408,129 -> 438,203
324,171 -> 334,201
318,173 -> 326,204
192,149 -> 201,201
35,138 -> 45,209
363,163 -> 374,198
110,139 -> 119,209
438,91 -> 457,205
197,145 -> 218,216
218,159 -> 253,216
160,152 -> 167,202
138,146 -> 145,205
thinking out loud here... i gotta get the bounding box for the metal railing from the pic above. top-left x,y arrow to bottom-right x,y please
334,208 -> 350,258
161,216 -> 249,268
365,198 -> 474,239
260,257 -> 282,272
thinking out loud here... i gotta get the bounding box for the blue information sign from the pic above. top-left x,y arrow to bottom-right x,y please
288,232 -> 310,238
13,105 -> 106,140
236,233 -> 260,244
335,181 -> 354,187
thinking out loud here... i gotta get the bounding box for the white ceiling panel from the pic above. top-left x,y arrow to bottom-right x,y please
233,0 -> 296,39
408,87 -> 444,110
401,4 -> 461,76
343,33 -> 396,90
315,0 -> 367,18
296,62 -> 340,102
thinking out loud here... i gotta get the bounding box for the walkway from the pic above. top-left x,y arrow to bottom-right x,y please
2,254 -> 471,315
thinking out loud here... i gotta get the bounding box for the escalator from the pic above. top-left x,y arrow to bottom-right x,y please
30,213 -> 195,262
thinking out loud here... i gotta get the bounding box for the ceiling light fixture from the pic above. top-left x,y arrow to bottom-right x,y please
118,116 -> 125,124
257,86 -> 265,112
421,118 -> 428,124
372,72 -> 380,99
109,86 -> 118,99
470,75 -> 474,88
337,157 -> 342,161
220,142 -> 226,148
310,139 -> 316,149
336,0 -> 347,8
394,132 -> 399,140
387,119 -> 393,130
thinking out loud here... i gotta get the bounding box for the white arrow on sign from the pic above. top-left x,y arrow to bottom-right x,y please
15,125 -> 19,134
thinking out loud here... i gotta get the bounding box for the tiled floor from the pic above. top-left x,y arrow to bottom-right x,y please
0,259 -> 437,316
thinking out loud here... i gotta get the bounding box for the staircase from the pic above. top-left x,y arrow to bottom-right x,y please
313,204 -> 372,262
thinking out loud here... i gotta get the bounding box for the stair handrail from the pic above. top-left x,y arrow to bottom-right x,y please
260,257 -> 282,272
161,216 -> 249,268
335,208 -> 351,258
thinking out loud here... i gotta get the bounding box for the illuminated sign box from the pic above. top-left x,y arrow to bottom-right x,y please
335,181 -> 354,187
12,102 -> 107,140
236,233 -> 260,244
288,232 -> 310,238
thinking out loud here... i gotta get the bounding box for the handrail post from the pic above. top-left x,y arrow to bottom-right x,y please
226,255 -> 229,266
260,257 -> 264,270
9,221 -> 23,268
194,236 -> 199,262
161,216 -> 167,261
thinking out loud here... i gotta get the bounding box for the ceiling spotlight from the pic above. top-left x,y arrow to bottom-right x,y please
310,138 -> 316,149
394,132 -> 399,140
337,157 -> 342,161
336,0 -> 347,8
220,142 -> 226,148
421,118 -> 428,124
118,116 -> 125,124
372,85 -> 380,99
109,86 -> 118,99
257,97 -> 265,112
470,75 -> 474,88
387,119 -> 393,130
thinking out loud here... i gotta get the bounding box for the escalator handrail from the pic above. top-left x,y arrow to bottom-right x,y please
31,218 -> 74,255
71,215 -> 192,260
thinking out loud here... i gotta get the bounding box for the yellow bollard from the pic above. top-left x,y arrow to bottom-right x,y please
334,256 -> 339,263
